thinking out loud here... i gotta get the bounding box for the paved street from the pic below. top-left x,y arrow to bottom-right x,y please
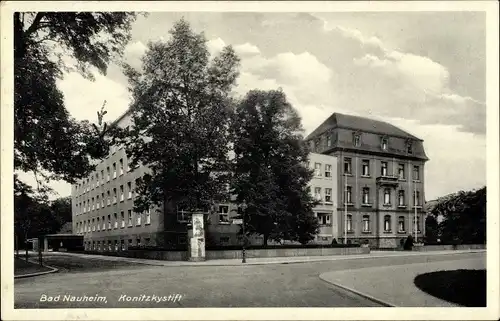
14,251 -> 484,308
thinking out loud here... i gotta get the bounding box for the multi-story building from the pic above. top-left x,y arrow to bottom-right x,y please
71,111 -> 338,250
305,113 -> 429,248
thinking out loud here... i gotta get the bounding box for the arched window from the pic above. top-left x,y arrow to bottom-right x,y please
362,215 -> 370,232
384,215 -> 392,232
398,216 -> 405,232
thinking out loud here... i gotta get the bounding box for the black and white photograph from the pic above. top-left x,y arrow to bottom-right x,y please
1,1 -> 499,321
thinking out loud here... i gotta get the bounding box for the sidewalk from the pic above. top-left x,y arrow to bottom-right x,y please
27,249 -> 486,267
319,255 -> 486,307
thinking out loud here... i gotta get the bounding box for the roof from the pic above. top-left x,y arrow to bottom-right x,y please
306,113 -> 421,141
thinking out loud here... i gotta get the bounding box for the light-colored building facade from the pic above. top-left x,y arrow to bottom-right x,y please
306,113 -> 429,248
71,112 -> 338,250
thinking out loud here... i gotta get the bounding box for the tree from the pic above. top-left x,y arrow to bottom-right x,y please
232,89 -> 320,246
14,12 -> 139,189
50,196 -> 73,228
424,214 -> 439,244
431,187 -> 486,245
117,20 -> 240,220
14,175 -> 62,260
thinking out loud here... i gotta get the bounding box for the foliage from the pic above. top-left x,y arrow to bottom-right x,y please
50,196 -> 73,227
424,214 -> 439,244
116,19 -> 240,214
231,89 -> 320,246
429,187 -> 486,245
403,235 -> 414,250
14,175 -> 62,242
14,12 -> 139,186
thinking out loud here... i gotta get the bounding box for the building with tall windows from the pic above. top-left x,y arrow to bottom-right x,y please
71,111 -> 338,251
305,113 -> 429,248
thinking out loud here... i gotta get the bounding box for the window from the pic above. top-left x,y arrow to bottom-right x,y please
90,175 -> 94,190
96,195 -> 100,209
113,213 -> 118,229
134,178 -> 140,198
108,215 -> 111,230
353,134 -> 361,147
384,215 -> 392,232
362,160 -> 370,176
219,236 -> 230,244
398,216 -> 405,232
87,220 -> 91,232
381,161 -> 388,176
120,185 -> 124,201
362,215 -> 370,232
136,238 -> 141,246
92,218 -> 95,231
127,182 -> 132,199
106,167 -> 110,182
101,170 -> 105,184
96,173 -> 99,187
97,241 -> 101,251
314,187 -> 322,201
113,188 -> 117,203
128,210 -> 133,226
108,241 -> 112,251
381,137 -> 388,150
113,162 -> 117,179
407,141 -> 413,154
177,208 -> 190,223
326,135 -> 332,147
345,186 -> 352,204
136,212 -> 142,226
219,205 -> 230,224
121,211 -> 125,228
398,190 -> 405,206
346,214 -> 353,232
344,158 -> 352,174
398,164 -> 405,180
325,164 -> 332,177
325,188 -> 332,203
413,166 -> 420,181
318,213 -> 331,225
119,159 -> 124,176
115,240 -> 119,252
414,191 -> 421,206
126,156 -> 131,172
384,188 -> 391,205
145,209 -> 151,225
97,217 -> 100,231
101,193 -> 105,207
91,197 -> 95,210
362,188 -> 370,204
128,239 -> 133,247
121,240 -> 125,251
107,191 -> 111,205
314,163 -> 322,176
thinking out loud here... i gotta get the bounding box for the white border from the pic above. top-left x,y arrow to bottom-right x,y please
1,1 -> 499,320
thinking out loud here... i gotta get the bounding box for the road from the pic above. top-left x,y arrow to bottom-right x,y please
14,251 -> 485,308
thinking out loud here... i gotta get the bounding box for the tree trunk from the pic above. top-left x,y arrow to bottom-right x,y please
263,234 -> 268,247
15,233 -> 19,258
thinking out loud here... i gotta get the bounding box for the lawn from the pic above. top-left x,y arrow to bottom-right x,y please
14,257 -> 52,276
414,269 -> 486,307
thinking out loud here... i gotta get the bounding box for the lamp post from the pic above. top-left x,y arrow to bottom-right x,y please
344,172 -> 348,244
242,210 -> 246,264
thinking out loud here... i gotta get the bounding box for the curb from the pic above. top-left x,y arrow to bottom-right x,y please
319,273 -> 396,307
14,258 -> 59,279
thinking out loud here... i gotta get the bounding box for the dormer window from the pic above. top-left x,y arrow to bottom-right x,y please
381,137 -> 388,151
407,140 -> 413,154
353,132 -> 361,147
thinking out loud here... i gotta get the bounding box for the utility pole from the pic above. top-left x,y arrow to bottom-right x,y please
344,172 -> 348,244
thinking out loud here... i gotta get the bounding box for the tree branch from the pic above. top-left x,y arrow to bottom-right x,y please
24,13 -> 46,38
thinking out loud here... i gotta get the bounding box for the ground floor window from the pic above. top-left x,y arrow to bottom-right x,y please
384,215 -> 392,232
318,213 -> 331,225
121,240 -> 125,251
362,215 -> 370,232
346,214 -> 353,232
398,216 -> 405,232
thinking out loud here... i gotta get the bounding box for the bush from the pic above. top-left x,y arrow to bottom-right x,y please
403,235 -> 414,250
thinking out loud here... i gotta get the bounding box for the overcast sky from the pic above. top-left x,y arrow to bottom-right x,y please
18,11 -> 487,201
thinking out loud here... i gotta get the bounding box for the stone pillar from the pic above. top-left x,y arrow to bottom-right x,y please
44,238 -> 49,252
188,212 -> 206,262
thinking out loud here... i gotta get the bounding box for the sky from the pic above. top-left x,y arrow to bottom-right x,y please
17,11 -> 487,202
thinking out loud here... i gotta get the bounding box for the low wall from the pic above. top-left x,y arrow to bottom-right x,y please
84,246 -> 369,261
412,244 -> 486,252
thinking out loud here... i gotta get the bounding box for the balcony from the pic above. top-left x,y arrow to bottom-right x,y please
376,175 -> 399,187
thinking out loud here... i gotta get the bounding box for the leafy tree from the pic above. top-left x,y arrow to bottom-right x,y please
232,89 -> 320,246
14,175 -> 62,260
14,12 -> 139,188
424,214 -> 439,244
50,196 -> 73,228
431,187 -> 486,245
117,20 -> 240,220
403,235 -> 414,251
